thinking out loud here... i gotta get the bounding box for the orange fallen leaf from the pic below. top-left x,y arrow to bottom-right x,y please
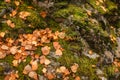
44,58 -> 51,65
30,60 -> 38,71
0,51 -> 6,59
1,45 -> 9,50
64,69 -> 70,76
14,1 -> 20,6
58,32 -> 66,39
71,63 -> 79,73
25,45 -> 32,50
14,53 -> 22,60
75,76 -> 81,80
40,11 -> 47,18
4,72 -> 19,80
23,64 -> 32,74
12,60 -> 19,67
10,10 -> 17,17
40,55 -> 46,64
10,46 -> 18,55
46,72 -> 55,80
28,71 -> 38,80
59,66 -> 66,73
41,36 -> 48,43
0,32 -> 5,37
42,68 -> 47,73
53,42 -> 61,50
4,0 -> 11,3
55,49 -> 62,56
41,46 -> 50,55
19,11 -> 30,19
6,20 -> 15,28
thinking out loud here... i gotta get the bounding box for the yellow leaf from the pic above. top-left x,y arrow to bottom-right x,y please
14,1 -> 20,6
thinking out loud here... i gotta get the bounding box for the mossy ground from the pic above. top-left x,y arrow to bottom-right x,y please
0,0 -> 119,80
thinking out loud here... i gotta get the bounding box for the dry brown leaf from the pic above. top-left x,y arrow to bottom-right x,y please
10,46 -> 18,55
12,60 -> 19,67
40,11 -> 47,18
40,55 -> 46,64
41,36 -> 47,43
10,10 -> 17,17
0,32 -> 5,37
1,45 -> 9,50
23,64 -> 32,74
4,72 -> 19,80
44,58 -> 51,65
42,68 -> 47,73
19,11 -> 30,19
14,53 -> 22,60
41,46 -> 50,55
46,72 -> 55,80
55,49 -> 62,56
25,45 -> 32,50
6,20 -> 15,28
4,0 -> 11,3
28,71 -> 38,80
59,66 -> 66,73
58,32 -> 65,39
64,69 -> 70,76
71,63 -> 79,73
14,1 -> 20,6
30,60 -> 38,71
53,42 -> 61,50
75,76 -> 81,80
0,51 -> 6,59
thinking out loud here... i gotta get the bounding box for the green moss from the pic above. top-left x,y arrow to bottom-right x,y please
17,56 -> 31,80
104,65 -> 116,78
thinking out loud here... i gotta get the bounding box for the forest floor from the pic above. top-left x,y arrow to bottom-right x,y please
0,0 -> 120,80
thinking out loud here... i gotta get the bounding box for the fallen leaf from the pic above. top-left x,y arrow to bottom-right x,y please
41,46 -> 50,55
44,58 -> 51,65
23,64 -> 32,74
71,63 -> 79,73
10,46 -> 18,55
64,69 -> 70,76
1,45 -> 9,50
59,66 -> 66,73
40,55 -> 46,64
14,1 -> 20,6
0,51 -> 6,59
40,11 -> 47,18
0,32 -> 5,37
6,20 -> 15,28
10,10 -> 17,17
42,68 -> 47,73
4,72 -> 19,80
46,72 -> 55,80
12,60 -> 18,67
14,53 -> 22,60
25,45 -> 32,50
53,42 -> 61,50
30,60 -> 38,71
55,49 -> 62,56
19,11 -> 30,19
28,71 -> 38,80
75,76 -> 81,80
4,0 -> 10,3
58,32 -> 65,39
